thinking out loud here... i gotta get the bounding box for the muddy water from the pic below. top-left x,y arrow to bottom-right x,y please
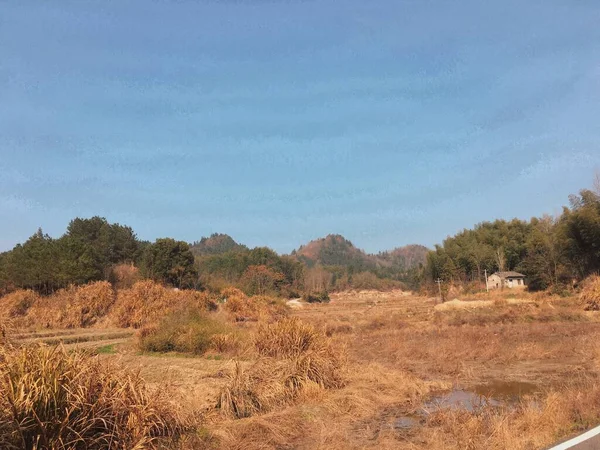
391,380 -> 540,430
423,380 -> 539,413
472,380 -> 538,400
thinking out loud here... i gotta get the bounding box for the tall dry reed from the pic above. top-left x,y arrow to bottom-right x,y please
0,344 -> 186,450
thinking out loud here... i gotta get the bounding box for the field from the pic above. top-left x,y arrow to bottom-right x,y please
3,287 -> 600,449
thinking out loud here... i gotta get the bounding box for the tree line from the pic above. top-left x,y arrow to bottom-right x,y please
4,181 -> 595,298
424,183 -> 600,292
0,219 -> 405,297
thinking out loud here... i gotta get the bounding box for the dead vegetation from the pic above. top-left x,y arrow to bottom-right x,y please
138,307 -> 244,355
0,344 -> 187,450
111,280 -> 217,328
0,282 -> 116,329
221,287 -> 289,322
415,379 -> 600,450
4,287 -> 600,449
217,318 -> 346,419
583,275 -> 600,311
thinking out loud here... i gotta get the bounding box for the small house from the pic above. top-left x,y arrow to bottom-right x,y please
487,271 -> 526,289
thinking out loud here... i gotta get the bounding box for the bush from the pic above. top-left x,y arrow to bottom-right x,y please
107,263 -> 140,289
139,308 -> 235,355
24,281 -> 116,329
582,276 -> 600,311
111,281 -> 217,328
0,345 -> 186,449
1,290 -> 39,318
349,272 -> 405,291
303,291 -> 330,304
221,288 -> 289,322
1,283 -> 115,329
217,319 -> 346,418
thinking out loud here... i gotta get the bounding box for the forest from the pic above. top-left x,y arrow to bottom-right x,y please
0,220 -> 425,298
1,182 -> 598,298
425,183 -> 600,293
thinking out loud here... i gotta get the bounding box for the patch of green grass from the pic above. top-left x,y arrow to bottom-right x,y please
139,308 -> 232,355
95,344 -> 116,354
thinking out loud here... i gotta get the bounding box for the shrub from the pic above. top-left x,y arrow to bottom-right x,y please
0,290 -> 39,318
303,291 -> 330,304
255,318 -> 324,359
25,281 -> 116,329
139,308 -> 235,355
218,319 -> 346,418
582,275 -> 600,311
221,288 -> 288,322
107,263 -> 140,289
111,281 -> 217,328
0,345 -> 186,450
0,319 -> 11,347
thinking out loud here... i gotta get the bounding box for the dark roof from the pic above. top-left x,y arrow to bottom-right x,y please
492,271 -> 525,279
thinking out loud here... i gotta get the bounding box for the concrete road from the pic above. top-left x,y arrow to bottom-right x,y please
549,426 -> 600,450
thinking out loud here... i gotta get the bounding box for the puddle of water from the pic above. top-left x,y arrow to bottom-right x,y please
383,381 -> 540,432
472,380 -> 538,401
422,381 -> 539,414
423,389 -> 501,413
393,416 -> 420,430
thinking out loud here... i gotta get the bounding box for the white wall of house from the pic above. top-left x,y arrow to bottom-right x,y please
488,274 -> 502,289
487,275 -> 525,289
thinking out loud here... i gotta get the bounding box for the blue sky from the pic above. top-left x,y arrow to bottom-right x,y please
1,1 -> 599,253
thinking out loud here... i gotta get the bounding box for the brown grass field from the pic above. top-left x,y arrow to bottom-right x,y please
3,283 -> 600,449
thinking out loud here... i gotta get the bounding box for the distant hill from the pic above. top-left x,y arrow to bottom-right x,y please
293,234 -> 427,271
190,233 -> 247,256
294,234 -> 374,270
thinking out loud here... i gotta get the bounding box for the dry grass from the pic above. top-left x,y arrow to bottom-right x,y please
37,281 -> 116,328
221,288 -> 288,322
217,318 -> 346,419
6,287 -> 600,449
110,280 -> 217,328
0,319 -> 12,347
583,275 -> 600,311
0,344 -> 187,450
413,379 -> 600,450
0,283 -> 116,329
0,281 -> 219,330
138,307 -> 244,355
434,302 -> 588,326
0,290 -> 40,320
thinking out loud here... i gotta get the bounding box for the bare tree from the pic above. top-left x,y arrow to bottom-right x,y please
495,247 -> 506,272
593,170 -> 600,195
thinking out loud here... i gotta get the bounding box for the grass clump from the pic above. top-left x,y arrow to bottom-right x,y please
582,275 -> 600,311
138,308 -> 238,355
38,281 -> 116,328
302,291 -> 330,304
2,290 -> 39,319
217,318 -> 346,418
221,288 -> 288,322
95,344 -> 116,354
0,319 -> 11,347
0,345 -> 186,450
111,280 -> 217,328
1,282 -> 116,329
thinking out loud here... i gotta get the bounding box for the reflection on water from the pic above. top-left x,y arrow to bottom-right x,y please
472,380 -> 538,400
388,380 -> 540,431
423,380 -> 539,414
